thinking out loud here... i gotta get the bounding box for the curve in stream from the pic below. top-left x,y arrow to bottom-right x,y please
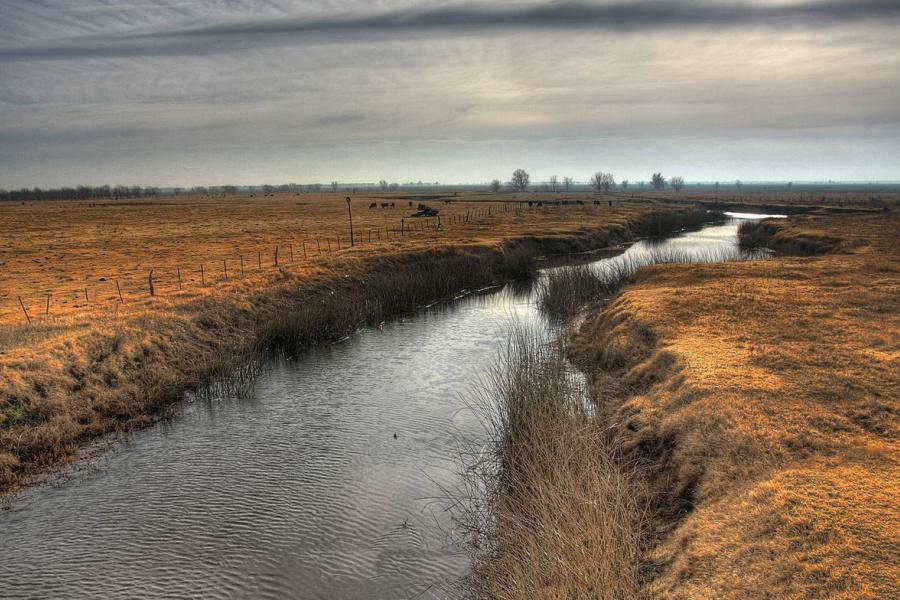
0,213 -> 781,599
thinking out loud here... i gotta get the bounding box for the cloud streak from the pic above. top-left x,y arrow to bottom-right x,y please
3,0 -> 899,61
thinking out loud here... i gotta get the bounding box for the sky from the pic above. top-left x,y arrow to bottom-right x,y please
1,0 -> 899,189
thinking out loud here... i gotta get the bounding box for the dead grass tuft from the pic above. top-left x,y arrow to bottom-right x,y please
459,328 -> 647,599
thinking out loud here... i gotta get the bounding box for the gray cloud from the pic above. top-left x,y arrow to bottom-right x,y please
2,0 -> 899,61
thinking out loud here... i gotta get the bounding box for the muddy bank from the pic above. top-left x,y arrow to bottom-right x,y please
568,212 -> 900,597
0,207 -> 720,493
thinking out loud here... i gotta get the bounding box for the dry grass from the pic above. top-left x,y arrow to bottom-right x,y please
0,192 -> 709,492
0,191 -> 689,325
570,211 -> 900,598
460,328 -> 646,600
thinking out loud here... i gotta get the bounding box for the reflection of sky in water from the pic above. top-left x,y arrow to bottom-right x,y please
0,216 -> 779,600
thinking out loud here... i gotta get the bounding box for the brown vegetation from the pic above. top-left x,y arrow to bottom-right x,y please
570,210 -> 900,598
461,329 -> 646,599
0,192 -> 710,492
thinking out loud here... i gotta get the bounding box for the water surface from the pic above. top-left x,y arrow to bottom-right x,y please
0,215 -> 779,599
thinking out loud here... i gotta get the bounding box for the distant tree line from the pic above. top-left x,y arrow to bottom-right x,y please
492,169 -> 691,193
0,185 -> 164,202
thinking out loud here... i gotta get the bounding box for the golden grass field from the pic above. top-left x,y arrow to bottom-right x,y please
570,210 -> 899,598
3,189 -> 897,598
0,191 -> 665,324
1,191 -> 701,491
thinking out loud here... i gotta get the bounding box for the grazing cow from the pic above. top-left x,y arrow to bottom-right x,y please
369,202 -> 377,208
593,200 -> 601,205
380,202 -> 389,208
536,201 -> 543,207
608,200 -> 613,206
576,200 -> 585,205
390,203 -> 395,208
528,201 -> 533,207
555,201 -> 561,206
409,201 -> 413,207
444,199 -> 451,204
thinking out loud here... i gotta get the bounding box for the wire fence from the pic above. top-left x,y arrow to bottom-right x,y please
3,205 -> 517,325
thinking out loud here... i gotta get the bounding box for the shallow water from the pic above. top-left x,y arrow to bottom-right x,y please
0,215 -> 780,599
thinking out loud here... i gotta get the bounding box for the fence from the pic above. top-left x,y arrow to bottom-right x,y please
3,204 -> 527,325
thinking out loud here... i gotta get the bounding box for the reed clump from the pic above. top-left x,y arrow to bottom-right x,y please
256,249 -> 525,354
738,217 -> 848,255
538,245 -> 752,322
460,328 -> 646,599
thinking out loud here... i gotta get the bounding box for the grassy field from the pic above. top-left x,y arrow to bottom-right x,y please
568,210 -> 899,597
0,191 -> 713,492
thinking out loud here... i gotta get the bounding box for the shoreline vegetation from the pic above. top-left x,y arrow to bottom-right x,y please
0,197 -> 721,493
472,209 -> 898,598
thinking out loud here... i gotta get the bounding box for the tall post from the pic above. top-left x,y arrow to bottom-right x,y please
346,197 -> 354,247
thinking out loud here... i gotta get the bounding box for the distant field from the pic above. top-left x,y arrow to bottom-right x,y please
3,189 -> 895,326
0,191 -> 636,326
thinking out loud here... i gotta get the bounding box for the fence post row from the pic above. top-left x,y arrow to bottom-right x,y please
12,201 -> 520,321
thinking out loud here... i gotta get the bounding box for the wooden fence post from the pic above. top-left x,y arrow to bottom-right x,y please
18,296 -> 31,324
223,259 -> 228,280
148,269 -> 155,296
84,287 -> 89,302
289,243 -> 294,263
45,294 -> 51,315
200,264 -> 205,286
274,245 -> 279,266
257,252 -> 262,269
116,280 -> 124,303
240,255 -> 244,276
302,242 -> 307,259
177,266 -> 182,290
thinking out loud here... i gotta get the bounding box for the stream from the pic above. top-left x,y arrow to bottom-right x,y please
0,214 -> 781,599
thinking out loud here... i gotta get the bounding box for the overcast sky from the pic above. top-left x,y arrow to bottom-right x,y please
1,0 -> 899,188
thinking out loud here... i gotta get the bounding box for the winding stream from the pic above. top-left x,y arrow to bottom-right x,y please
0,214 -> 779,599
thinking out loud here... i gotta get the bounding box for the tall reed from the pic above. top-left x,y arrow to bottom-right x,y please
539,245 -> 752,322
458,327 -> 646,599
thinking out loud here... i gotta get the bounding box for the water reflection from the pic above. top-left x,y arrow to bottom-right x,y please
0,215 -> 781,599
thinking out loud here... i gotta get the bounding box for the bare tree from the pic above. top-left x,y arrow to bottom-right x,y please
510,169 -> 530,192
620,180 -> 629,191
735,179 -> 743,190
715,181 -> 720,191
379,179 -> 389,191
331,181 -> 339,192
651,172 -> 666,190
671,176 -> 685,192
490,179 -> 501,193
549,175 -> 558,193
591,171 -> 615,193
563,176 -> 573,192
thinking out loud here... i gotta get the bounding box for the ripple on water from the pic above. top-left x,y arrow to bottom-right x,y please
0,219 -> 771,599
